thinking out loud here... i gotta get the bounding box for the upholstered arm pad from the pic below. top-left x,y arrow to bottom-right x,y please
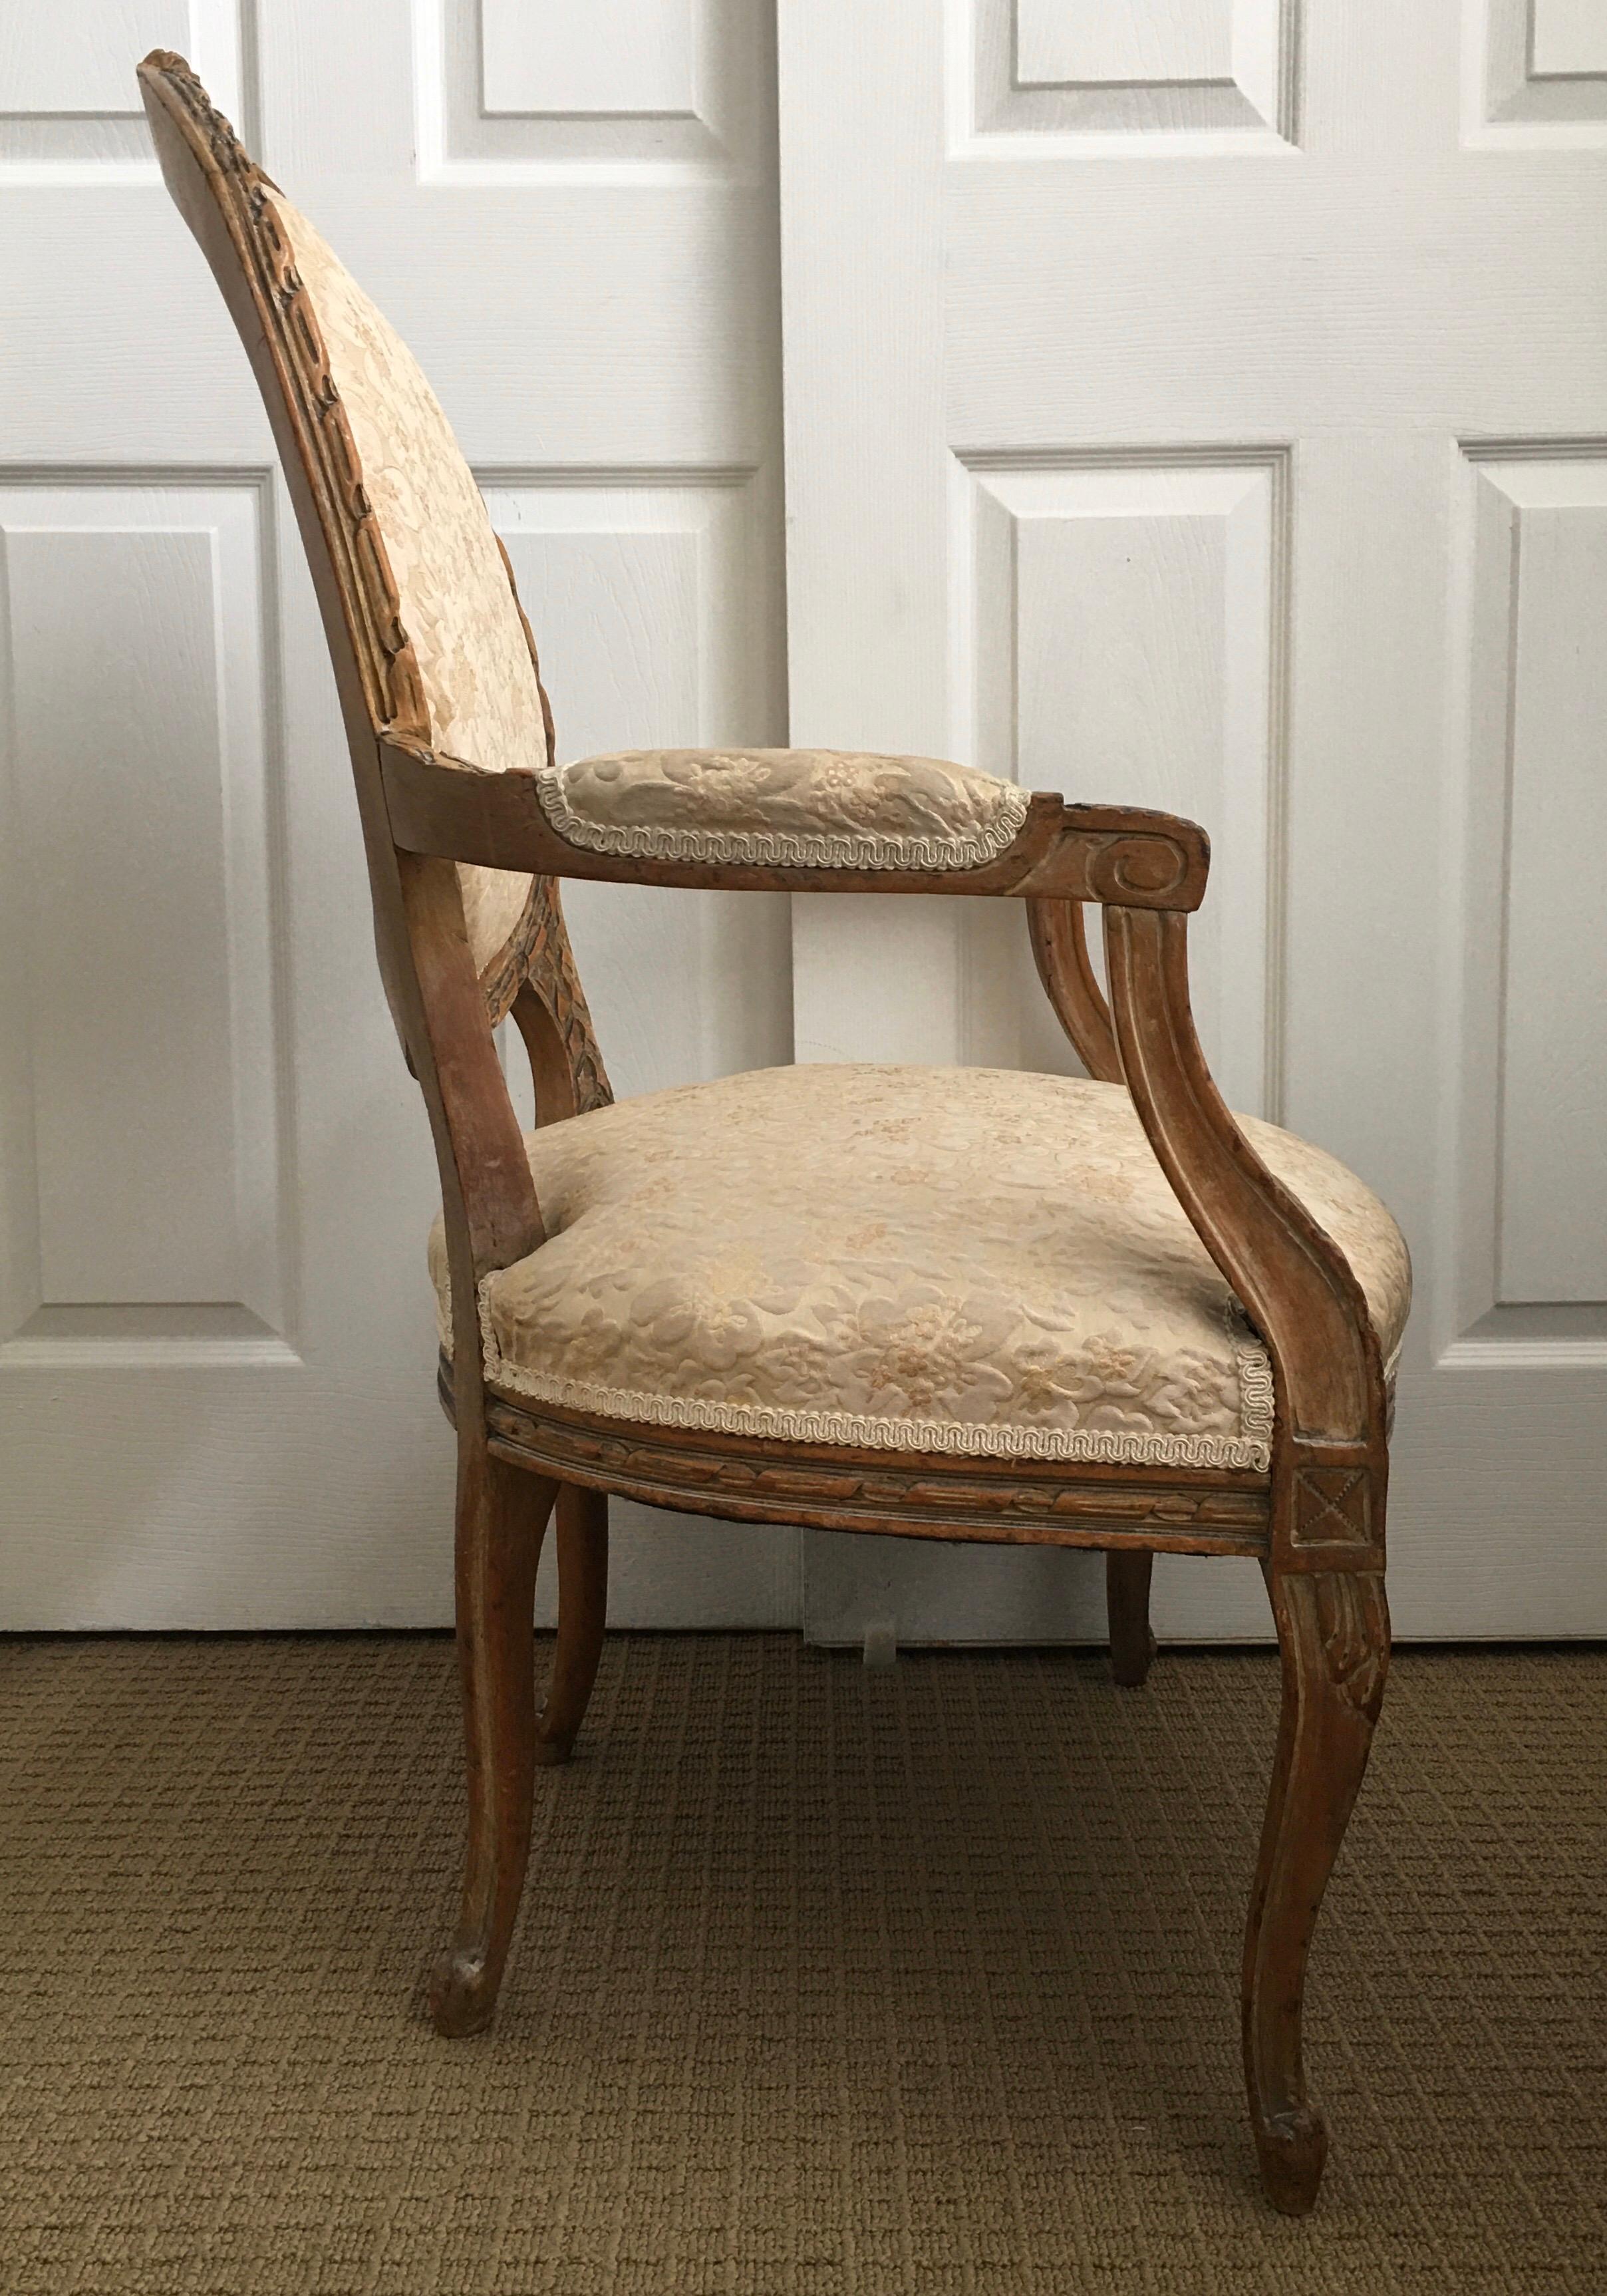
534,748 -> 1032,872
379,738 -> 1212,909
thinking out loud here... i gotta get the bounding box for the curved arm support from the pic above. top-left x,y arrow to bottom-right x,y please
1103,906 -> 1388,1569
511,883 -> 612,1120
511,981 -> 579,1129
510,969 -> 615,1129
1028,898 -> 1123,1084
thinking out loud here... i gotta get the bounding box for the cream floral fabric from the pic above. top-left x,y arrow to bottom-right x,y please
537,750 -> 1034,871
428,1066 -> 1411,1472
267,192 -> 539,972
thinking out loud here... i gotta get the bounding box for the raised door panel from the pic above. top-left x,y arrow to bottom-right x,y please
1497,482 -> 1607,1304
961,0 -> 1293,144
1016,0 -> 1235,84
480,0 -> 696,116
1470,0 -> 1607,139
1,2 -> 184,109
0,1 -> 243,176
1452,452 -> 1607,1333
0,478 -> 289,1363
1531,0 -> 1607,76
956,454 -> 1284,1113
415,0 -> 765,176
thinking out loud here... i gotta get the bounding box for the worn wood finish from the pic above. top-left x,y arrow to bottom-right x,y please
429,1450 -> 559,2037
1096,903 -> 1394,2202
466,1381 -> 1270,1554
144,51 -> 1399,2212
1105,907 -> 1385,1464
1104,906 -> 1390,1565
378,734 -> 1212,911
1035,902 -> 1154,1680
510,888 -> 613,1119
537,1484 -> 609,1766
1244,1567 -> 1389,2214
1028,897 -> 1123,1084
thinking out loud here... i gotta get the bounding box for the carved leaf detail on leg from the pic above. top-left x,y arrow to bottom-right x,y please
1243,1565 -> 1389,2214
1314,1570 -> 1389,1716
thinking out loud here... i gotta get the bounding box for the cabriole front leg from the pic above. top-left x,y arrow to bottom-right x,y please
1242,1564 -> 1389,2213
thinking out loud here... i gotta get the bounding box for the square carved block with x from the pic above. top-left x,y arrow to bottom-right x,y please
1293,1465 -> 1374,1549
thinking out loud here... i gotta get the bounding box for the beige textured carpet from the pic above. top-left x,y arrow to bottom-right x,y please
0,1633 -> 1602,2294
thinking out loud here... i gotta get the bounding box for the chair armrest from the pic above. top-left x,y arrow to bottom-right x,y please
1103,905 -> 1389,1568
378,737 -> 1211,911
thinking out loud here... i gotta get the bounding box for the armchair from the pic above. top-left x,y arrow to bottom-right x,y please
140,51 -> 1409,2217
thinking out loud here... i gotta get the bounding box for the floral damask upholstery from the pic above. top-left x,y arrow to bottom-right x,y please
428,1065 -> 1410,1473
537,750 -> 1034,871
267,192 -> 539,972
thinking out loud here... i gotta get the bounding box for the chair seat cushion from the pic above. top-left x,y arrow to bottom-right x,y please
428,1066 -> 1410,1474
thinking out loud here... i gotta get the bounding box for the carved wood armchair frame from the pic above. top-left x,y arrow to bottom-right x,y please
140,51 -> 1393,2216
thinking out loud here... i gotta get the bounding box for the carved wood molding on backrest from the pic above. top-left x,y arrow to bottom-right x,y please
140,51 -> 545,1357
140,51 -> 611,1110
491,538 -> 612,1110
515,885 -> 613,1115
140,53 -> 429,748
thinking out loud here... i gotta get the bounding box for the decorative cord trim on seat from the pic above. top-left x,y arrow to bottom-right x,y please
471,1278 -> 1284,1474
533,757 -> 1034,874
1231,1303 -> 1276,1453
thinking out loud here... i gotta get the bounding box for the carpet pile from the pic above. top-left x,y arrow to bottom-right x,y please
0,1632 -> 1601,2293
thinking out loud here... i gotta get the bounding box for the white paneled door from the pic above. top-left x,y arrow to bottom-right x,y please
778,0 -> 1607,1642
0,4 -> 794,1625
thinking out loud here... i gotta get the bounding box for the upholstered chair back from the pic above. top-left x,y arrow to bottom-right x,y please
138,53 -> 585,1019
258,190 -> 543,975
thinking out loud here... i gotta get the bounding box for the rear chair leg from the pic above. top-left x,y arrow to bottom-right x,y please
429,1450 -> 556,2038
1107,1551 -> 1157,1687
536,1484 -> 609,1765
1242,1565 -> 1388,2214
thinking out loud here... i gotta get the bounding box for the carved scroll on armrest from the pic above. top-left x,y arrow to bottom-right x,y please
1103,907 -> 1389,1569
